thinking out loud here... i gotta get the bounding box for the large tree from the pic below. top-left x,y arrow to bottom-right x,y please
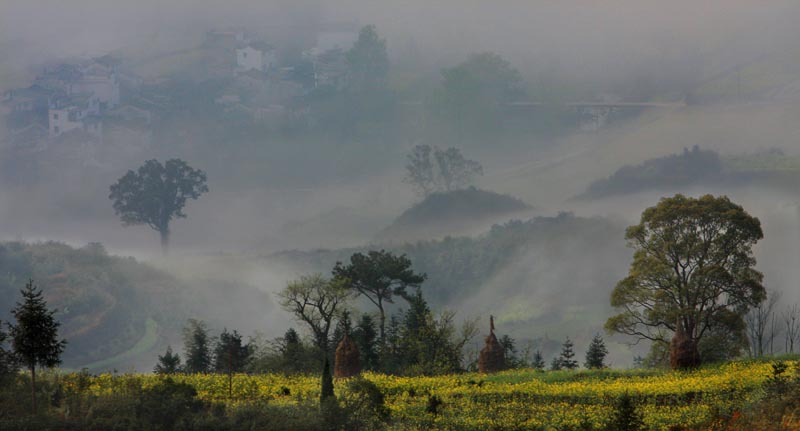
278,273 -> 349,355
333,250 -> 426,346
346,24 -> 389,93
437,52 -> 524,140
9,280 -> 66,413
109,159 -> 208,254
605,194 -> 765,368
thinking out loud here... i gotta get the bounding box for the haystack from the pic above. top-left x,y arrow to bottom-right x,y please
478,315 -> 505,373
334,333 -> 361,378
670,319 -> 700,369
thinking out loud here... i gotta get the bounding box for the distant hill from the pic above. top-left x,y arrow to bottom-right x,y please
376,188 -> 531,243
271,212 -> 630,356
0,241 -> 272,372
579,147 -> 800,199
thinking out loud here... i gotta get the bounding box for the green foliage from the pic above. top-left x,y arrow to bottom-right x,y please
182,319 -> 211,373
109,159 -> 208,252
583,146 -> 723,198
584,334 -> 608,369
339,377 -> 390,431
212,329 -> 251,374
606,194 -> 765,367
247,328 -> 321,374
10,279 -> 66,413
531,350 -> 546,371
136,378 -> 206,431
605,393 -> 644,431
154,345 -> 181,374
352,315 -> 379,371
333,250 -> 426,344
550,356 -> 563,371
559,337 -> 578,370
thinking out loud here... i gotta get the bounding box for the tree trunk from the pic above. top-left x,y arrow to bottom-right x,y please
30,363 -> 36,414
378,301 -> 386,349
159,226 -> 170,255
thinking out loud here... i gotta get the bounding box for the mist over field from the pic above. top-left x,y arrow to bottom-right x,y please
1,0 -> 800,373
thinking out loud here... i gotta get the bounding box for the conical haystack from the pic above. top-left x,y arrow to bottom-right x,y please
478,315 -> 505,373
670,319 -> 700,369
334,333 -> 361,378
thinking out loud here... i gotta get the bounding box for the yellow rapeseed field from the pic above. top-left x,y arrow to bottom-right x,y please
60,360 -> 795,431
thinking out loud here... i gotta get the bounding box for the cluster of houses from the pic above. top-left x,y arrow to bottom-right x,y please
0,23 -> 362,166
212,23 -> 359,123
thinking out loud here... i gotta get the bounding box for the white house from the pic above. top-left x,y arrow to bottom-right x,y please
48,94 -> 102,138
236,42 -> 277,72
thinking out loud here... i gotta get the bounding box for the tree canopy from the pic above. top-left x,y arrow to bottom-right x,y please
333,250 -> 426,345
278,273 -> 349,355
403,145 -> 483,196
10,279 -> 66,413
605,194 -> 765,366
109,159 -> 208,253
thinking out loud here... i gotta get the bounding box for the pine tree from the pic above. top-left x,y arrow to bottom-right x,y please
584,333 -> 609,369
214,329 -> 250,398
154,345 -> 182,374
531,350 -> 545,370
607,392 -> 645,431
182,319 -> 211,373
320,357 -> 334,405
550,356 -> 562,371
9,279 -> 67,413
213,329 -> 250,373
353,314 -> 379,370
559,337 -> 578,370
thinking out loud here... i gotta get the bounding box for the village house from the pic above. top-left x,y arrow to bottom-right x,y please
236,41 -> 277,73
48,93 -> 102,138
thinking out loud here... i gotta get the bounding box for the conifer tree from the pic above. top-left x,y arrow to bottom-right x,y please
584,333 -> 609,369
353,315 -> 379,370
550,356 -> 562,371
182,319 -> 211,373
9,279 -> 66,413
559,337 -> 578,370
531,350 -> 546,370
154,345 -> 182,374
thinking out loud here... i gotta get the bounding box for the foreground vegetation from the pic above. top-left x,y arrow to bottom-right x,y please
2,359 -> 799,430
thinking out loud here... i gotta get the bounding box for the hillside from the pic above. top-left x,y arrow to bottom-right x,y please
0,241 -> 272,371
272,212 -> 630,360
578,147 -> 800,199
376,188 -> 531,243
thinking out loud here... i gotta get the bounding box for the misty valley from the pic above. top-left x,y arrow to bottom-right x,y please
2,1 -> 800,430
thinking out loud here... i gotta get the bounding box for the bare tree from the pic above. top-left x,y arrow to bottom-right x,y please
784,304 -> 799,354
277,273 -> 349,355
746,290 -> 781,357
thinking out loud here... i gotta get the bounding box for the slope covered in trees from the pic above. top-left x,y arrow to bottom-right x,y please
376,188 -> 531,243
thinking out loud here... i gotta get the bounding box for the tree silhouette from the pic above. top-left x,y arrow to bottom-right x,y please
109,159 -> 208,254
182,319 -> 211,373
558,337 -> 578,370
333,250 -> 426,347
154,345 -> 182,374
9,279 -> 66,413
584,333 -> 609,369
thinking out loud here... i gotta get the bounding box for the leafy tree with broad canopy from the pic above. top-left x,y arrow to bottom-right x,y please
10,279 -> 66,413
404,145 -> 483,197
605,194 -> 765,367
109,159 -> 208,254
333,250 -> 426,347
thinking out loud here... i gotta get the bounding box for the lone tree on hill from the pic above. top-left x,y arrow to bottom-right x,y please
584,333 -> 609,369
558,337 -> 578,370
109,159 -> 208,254
403,145 -> 483,196
154,346 -> 182,374
333,250 -> 426,347
10,279 -> 66,414
605,194 -> 765,369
